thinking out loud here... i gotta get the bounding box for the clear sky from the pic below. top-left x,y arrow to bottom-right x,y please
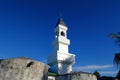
0,0 -> 120,77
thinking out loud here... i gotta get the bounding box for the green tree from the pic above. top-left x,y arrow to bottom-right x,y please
114,53 -> 120,68
111,32 -> 120,67
93,70 -> 100,79
111,32 -> 120,79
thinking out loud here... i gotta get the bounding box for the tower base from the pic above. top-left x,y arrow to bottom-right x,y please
48,51 -> 75,74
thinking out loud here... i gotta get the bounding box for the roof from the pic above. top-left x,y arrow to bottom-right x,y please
56,17 -> 67,27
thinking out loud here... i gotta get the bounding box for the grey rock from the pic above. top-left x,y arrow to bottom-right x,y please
0,57 -> 48,80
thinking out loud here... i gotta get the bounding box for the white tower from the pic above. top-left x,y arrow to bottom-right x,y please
47,17 -> 75,74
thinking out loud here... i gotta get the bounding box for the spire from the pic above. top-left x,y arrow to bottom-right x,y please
56,16 -> 66,27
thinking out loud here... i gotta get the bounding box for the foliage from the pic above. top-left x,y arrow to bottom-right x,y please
111,32 -> 120,79
111,32 -> 120,45
111,32 -> 120,68
93,70 -> 100,79
114,53 -> 120,68
48,72 -> 58,76
116,70 -> 120,79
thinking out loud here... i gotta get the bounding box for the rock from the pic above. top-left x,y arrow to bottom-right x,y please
0,57 -> 48,80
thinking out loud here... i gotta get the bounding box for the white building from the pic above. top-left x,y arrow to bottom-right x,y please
47,17 -> 75,74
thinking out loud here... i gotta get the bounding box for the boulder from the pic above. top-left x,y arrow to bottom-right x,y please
0,57 -> 48,80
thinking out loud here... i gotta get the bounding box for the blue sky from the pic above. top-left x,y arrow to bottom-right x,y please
0,0 -> 120,77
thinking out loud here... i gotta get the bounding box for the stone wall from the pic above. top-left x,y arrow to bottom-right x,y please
0,57 -> 48,80
55,72 -> 97,80
48,76 -> 55,80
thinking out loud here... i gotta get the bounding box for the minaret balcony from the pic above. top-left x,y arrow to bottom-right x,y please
58,57 -> 75,64
57,52 -> 75,65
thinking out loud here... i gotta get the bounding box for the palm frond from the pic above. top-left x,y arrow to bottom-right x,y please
114,53 -> 120,68
111,33 -> 120,46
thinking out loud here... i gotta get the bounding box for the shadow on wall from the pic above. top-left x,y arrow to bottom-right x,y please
43,65 -> 48,80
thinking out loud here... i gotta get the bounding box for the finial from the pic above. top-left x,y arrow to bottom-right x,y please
55,13 -> 66,27
59,12 -> 64,23
59,12 -> 62,18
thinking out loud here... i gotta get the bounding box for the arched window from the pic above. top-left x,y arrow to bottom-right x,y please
61,31 -> 65,37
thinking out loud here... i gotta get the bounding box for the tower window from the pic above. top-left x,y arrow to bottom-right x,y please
61,31 -> 65,37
